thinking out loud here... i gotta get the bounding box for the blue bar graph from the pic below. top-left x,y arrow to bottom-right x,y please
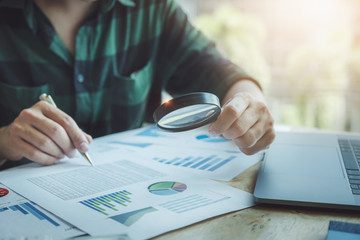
0,207 -> 8,212
165,157 -> 181,164
10,205 -> 28,215
79,190 -> 132,216
191,155 -> 216,169
153,154 -> 236,171
7,202 -> 60,227
174,157 -> 192,166
182,157 -> 203,167
21,202 -> 60,226
208,156 -> 236,172
199,158 -> 222,170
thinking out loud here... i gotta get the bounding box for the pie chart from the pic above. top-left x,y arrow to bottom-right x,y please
0,188 -> 9,197
148,181 -> 187,195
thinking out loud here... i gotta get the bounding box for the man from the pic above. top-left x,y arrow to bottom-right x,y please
0,0 -> 275,169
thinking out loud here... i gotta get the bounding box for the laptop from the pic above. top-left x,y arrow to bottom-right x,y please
254,130 -> 360,210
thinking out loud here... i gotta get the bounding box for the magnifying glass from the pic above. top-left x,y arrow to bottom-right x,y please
153,92 -> 221,132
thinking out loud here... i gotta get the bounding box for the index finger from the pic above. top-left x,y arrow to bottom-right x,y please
38,102 -> 90,153
209,96 -> 250,135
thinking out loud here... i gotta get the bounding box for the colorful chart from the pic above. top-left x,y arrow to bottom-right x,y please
0,188 -> 9,197
148,182 -> 187,196
79,190 -> 132,215
110,207 -> 157,226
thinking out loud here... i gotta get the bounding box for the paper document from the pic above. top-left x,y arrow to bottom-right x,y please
92,125 -> 263,181
135,145 -> 262,181
0,149 -> 255,240
96,125 -> 243,152
0,183 -> 84,239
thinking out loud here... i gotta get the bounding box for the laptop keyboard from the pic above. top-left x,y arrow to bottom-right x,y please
338,139 -> 360,195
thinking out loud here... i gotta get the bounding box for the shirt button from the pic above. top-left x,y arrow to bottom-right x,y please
77,74 -> 84,83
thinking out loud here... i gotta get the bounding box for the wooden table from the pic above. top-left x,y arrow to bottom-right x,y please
153,162 -> 360,240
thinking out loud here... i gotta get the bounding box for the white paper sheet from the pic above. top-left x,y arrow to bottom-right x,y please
91,125 -> 263,181
133,145 -> 262,181
96,125 -> 243,152
0,149 -> 254,240
0,183 -> 84,239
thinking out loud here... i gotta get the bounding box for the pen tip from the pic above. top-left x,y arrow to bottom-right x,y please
82,152 -> 94,166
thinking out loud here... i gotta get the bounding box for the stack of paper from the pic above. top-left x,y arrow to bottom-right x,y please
0,125 -> 261,239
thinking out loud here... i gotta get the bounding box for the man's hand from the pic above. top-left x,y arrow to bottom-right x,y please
0,101 -> 92,165
209,80 -> 275,155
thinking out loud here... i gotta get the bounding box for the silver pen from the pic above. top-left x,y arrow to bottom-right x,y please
39,93 -> 94,166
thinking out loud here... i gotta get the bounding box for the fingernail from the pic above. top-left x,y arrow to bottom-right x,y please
68,149 -> 77,158
80,142 -> 89,152
208,129 -> 217,136
88,134 -> 93,141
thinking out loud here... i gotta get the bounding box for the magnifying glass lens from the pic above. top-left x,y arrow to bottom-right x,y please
158,104 -> 219,129
153,92 -> 221,132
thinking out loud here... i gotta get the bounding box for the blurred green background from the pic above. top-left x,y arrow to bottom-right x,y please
177,0 -> 360,132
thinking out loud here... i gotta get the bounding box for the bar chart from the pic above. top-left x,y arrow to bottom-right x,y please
153,155 -> 237,172
0,201 -> 60,226
79,190 -> 132,216
0,183 -> 83,239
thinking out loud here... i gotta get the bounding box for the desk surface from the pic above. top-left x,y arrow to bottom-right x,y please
153,162 -> 359,240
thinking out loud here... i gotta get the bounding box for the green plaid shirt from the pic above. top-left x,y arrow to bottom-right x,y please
0,0 -> 254,138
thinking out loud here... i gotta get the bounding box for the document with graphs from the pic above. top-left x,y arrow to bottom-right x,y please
91,124 -> 264,181
0,183 -> 83,239
0,148 -> 254,239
